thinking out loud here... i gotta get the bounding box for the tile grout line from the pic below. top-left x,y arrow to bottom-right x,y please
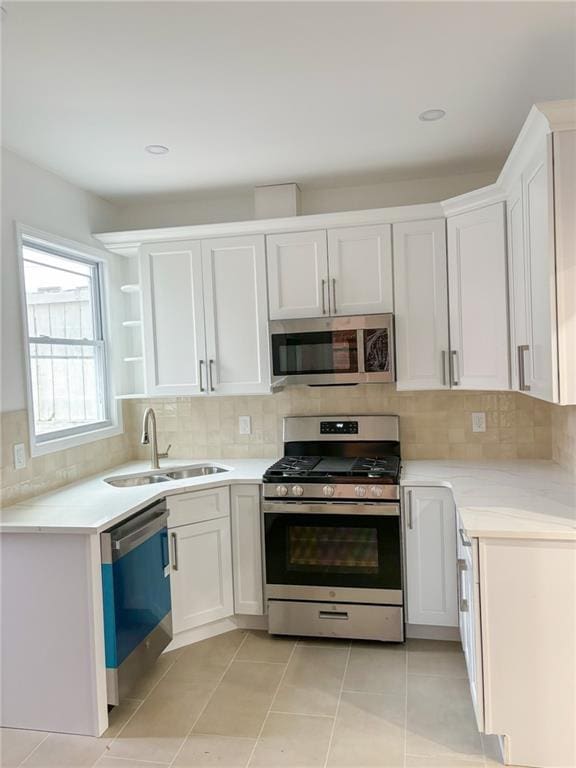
17,732 -> 51,767
242,637 -> 301,768
166,630 -> 252,768
322,641 -> 352,768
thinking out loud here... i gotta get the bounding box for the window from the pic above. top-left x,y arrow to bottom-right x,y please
20,234 -> 115,449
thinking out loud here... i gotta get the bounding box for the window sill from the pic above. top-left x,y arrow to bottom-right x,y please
30,420 -> 124,458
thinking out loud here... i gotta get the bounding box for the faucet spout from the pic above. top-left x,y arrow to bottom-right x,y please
141,407 -> 159,470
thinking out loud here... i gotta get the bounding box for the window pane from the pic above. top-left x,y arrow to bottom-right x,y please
29,343 -> 107,436
23,246 -> 98,340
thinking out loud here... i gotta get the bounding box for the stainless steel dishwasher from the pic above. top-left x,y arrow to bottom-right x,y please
101,499 -> 172,705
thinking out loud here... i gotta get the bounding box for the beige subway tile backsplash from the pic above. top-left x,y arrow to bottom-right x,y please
3,385 -> 574,507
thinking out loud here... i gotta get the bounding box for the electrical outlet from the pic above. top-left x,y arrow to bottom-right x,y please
13,443 -> 26,470
471,412 -> 486,433
239,415 -> 252,435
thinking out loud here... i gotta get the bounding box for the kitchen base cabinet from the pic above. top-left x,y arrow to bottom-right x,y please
230,485 -> 264,615
404,487 -> 458,628
168,489 -> 234,634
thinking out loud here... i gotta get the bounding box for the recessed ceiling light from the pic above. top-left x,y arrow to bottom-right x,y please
418,109 -> 446,122
145,144 -> 169,155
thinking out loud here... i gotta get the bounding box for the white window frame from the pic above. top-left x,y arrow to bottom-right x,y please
16,224 -> 123,457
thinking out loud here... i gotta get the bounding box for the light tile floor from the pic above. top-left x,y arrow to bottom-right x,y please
1,631 -> 504,768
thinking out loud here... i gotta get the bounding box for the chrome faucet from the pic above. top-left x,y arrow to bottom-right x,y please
140,407 -> 171,470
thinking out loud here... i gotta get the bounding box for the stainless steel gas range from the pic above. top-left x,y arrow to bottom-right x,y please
263,415 -> 404,643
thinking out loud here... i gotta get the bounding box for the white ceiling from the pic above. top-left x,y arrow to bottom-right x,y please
2,1 -> 575,201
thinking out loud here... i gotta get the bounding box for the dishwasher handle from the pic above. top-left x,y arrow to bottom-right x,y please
110,509 -> 169,560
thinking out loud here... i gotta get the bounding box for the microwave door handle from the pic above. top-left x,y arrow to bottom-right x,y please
357,329 -> 365,373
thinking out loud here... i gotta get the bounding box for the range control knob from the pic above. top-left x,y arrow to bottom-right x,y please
276,485 -> 288,497
292,485 -> 304,497
354,486 -> 367,497
370,486 -> 384,498
322,485 -> 335,497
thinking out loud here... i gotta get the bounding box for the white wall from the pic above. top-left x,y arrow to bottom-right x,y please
107,170 -> 498,232
1,148 -> 116,412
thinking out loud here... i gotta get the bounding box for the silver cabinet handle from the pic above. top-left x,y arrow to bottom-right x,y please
209,359 -> 216,391
321,278 -> 326,314
406,489 -> 414,530
517,345 -> 531,392
332,278 -> 337,314
459,528 -> 472,548
199,360 -> 205,392
458,558 -> 469,612
451,350 -> 459,386
441,351 -> 447,386
171,531 -> 178,571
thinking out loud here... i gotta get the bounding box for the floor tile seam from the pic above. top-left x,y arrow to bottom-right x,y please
233,659 -> 289,665
340,687 -> 407,697
167,631 -> 251,768
266,710 -> 335,720
404,750 -> 485,762
243,640 -> 300,768
16,731 -> 51,767
322,643 -> 352,768
406,671 -> 468,679
96,754 -> 172,766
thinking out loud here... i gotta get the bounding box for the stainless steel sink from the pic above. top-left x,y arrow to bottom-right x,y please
104,464 -> 228,487
106,474 -> 171,488
165,466 -> 227,480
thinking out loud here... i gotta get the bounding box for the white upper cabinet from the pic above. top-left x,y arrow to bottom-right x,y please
447,203 -> 510,390
393,219 -> 449,390
266,230 -> 328,319
327,225 -> 393,315
140,235 -> 271,396
522,138 -> 557,401
266,225 -> 393,319
202,235 -> 270,395
140,241 -> 206,396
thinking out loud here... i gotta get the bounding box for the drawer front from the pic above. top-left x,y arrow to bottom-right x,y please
268,600 -> 404,642
168,487 -> 230,528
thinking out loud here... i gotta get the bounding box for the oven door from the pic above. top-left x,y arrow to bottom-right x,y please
270,315 -> 395,385
263,501 -> 402,605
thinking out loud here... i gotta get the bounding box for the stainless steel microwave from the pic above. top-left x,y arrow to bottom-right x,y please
269,314 -> 395,386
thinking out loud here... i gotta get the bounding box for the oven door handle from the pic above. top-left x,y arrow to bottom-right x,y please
262,501 -> 400,516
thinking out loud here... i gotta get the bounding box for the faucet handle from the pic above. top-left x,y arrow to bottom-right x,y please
158,444 -> 172,459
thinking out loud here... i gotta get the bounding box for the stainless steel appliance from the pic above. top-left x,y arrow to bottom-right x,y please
263,415 -> 403,642
269,314 -> 395,386
101,500 -> 172,705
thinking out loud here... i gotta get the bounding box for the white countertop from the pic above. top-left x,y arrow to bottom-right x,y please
402,459 -> 576,540
1,457 -> 574,540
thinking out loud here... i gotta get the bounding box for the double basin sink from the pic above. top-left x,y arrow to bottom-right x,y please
105,464 -> 228,488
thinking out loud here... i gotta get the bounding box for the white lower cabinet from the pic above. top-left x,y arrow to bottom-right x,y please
456,516 -> 484,730
230,485 -> 264,615
168,488 -> 234,633
404,487 -> 458,627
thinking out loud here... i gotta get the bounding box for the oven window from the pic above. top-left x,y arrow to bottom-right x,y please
265,512 -> 401,590
272,330 -> 358,376
288,526 -> 378,574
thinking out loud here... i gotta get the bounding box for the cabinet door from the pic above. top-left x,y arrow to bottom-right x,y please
266,230 -> 328,319
404,487 -> 458,627
393,220 -> 449,390
507,182 -> 530,392
447,203 -> 509,390
522,137 -> 558,402
327,225 -> 393,315
230,485 -> 263,615
140,240 -> 206,396
202,235 -> 271,395
457,522 -> 484,730
170,516 -> 234,633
